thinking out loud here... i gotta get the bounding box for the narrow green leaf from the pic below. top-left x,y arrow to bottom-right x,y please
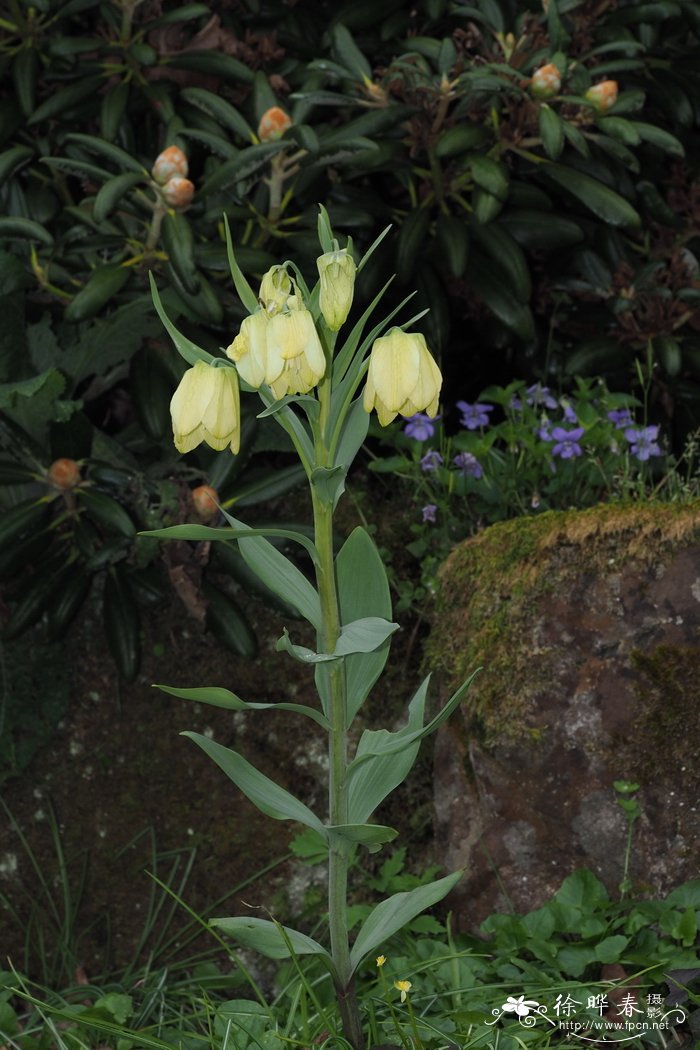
184,732 -> 325,833
155,684 -> 329,729
219,508 -> 322,630
181,86 -> 255,142
211,917 -> 334,970
93,172 -> 144,223
0,217 -> 53,246
326,823 -> 398,850
224,214 -> 259,314
349,871 -> 464,973
141,521 -> 319,566
64,132 -> 148,174
149,274 -> 216,366
542,163 -> 641,228
335,616 -> 399,656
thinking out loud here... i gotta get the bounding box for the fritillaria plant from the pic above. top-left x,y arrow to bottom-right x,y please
146,208 -> 474,1049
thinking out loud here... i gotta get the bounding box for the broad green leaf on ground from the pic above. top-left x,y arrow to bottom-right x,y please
211,917 -> 335,973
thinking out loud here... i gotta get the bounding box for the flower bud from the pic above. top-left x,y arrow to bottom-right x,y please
191,484 -> 219,520
530,63 -> 561,99
152,145 -> 188,185
259,265 -> 292,315
257,106 -> 292,142
47,457 -> 81,490
317,249 -> 357,330
363,328 -> 442,426
585,80 -> 618,114
161,175 -> 195,209
170,361 -> 240,454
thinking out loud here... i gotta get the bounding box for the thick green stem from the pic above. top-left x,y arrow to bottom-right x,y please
312,381 -> 364,1050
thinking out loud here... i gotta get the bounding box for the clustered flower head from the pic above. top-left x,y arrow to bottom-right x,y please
585,79 -> 619,114
152,145 -> 194,209
257,106 -> 292,142
530,62 -> 561,99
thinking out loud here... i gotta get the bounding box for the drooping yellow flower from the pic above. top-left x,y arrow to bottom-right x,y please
394,980 -> 412,1003
363,328 -> 442,426
376,955 -> 386,968
170,360 -> 240,454
317,249 -> 357,330
266,307 -> 326,397
226,311 -> 271,388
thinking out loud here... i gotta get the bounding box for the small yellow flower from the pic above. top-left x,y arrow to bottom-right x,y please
317,248 -> 357,330
376,955 -> 386,968
394,980 -> 412,1003
363,328 -> 442,426
170,360 -> 240,454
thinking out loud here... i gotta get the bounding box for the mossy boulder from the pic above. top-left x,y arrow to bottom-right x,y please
428,501 -> 700,926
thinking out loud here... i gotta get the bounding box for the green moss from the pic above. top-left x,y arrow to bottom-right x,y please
427,500 -> 700,744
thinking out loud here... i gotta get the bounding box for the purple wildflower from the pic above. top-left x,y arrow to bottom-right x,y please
561,401 -> 578,424
420,450 -> 443,472
457,401 -> 494,430
537,418 -> 553,442
453,451 -> 483,478
526,384 -> 558,410
608,408 -> 634,429
404,412 -> 440,441
422,503 -> 437,523
624,425 -> 662,461
551,425 -> 584,459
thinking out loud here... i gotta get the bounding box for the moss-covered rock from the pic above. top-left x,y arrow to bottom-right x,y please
429,501 -> 700,926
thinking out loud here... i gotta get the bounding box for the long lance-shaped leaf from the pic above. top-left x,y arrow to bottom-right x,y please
224,214 -> 259,314
155,684 -> 329,729
347,670 -> 480,774
347,678 -> 429,824
327,823 -> 398,852
349,871 -> 464,974
211,916 -> 335,973
149,274 -> 216,366
541,163 -> 641,228
184,732 -> 325,833
140,522 -> 320,566
336,527 -> 393,725
215,508 -> 322,630
277,616 -> 398,665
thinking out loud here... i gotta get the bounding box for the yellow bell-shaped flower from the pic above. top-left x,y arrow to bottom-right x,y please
317,249 -> 357,330
266,307 -> 326,397
170,360 -> 240,454
363,328 -> 442,426
226,311 -> 271,388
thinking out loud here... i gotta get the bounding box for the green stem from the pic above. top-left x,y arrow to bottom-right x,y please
312,381 -> 363,1050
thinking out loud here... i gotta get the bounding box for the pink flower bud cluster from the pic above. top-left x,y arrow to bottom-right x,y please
152,146 -> 195,209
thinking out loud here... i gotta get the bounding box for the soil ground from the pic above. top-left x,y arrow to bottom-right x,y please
0,480 -> 433,985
